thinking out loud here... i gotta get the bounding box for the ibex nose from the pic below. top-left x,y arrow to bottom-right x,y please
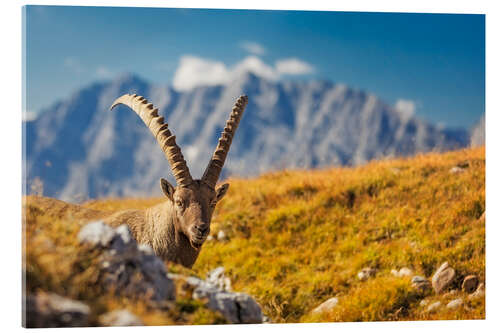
194,224 -> 210,236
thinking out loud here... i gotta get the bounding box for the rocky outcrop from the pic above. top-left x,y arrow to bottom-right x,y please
25,293 -> 90,328
26,223 -> 265,327
78,221 -> 176,305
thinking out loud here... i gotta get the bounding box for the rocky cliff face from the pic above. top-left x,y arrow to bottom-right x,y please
25,72 -> 469,201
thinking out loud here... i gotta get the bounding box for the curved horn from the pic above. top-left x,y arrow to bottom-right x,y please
202,95 -> 248,188
110,94 -> 193,187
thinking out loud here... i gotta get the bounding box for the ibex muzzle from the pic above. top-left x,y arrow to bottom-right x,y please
105,94 -> 247,267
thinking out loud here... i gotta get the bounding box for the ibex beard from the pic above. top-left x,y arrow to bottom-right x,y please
104,94 -> 248,268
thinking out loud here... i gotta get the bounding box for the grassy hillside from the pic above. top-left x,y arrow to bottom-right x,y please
24,147 -> 485,324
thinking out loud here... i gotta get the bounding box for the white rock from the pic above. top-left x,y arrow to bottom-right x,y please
358,267 -> 376,281
420,299 -> 429,307
115,225 -> 132,244
312,297 -> 339,315
217,230 -> 227,241
398,267 -> 413,277
432,262 -> 456,294
426,301 -> 441,313
446,298 -> 463,310
77,221 -> 115,247
392,267 -> 413,277
206,266 -> 232,291
449,166 -> 466,174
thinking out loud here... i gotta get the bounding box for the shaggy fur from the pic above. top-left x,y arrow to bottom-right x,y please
105,180 -> 228,268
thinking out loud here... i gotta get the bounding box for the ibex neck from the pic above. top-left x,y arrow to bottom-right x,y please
146,201 -> 200,268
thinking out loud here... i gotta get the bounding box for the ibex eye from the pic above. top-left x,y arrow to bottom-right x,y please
176,200 -> 184,207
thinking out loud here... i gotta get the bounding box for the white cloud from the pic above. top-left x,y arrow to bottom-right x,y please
173,56 -> 230,91
172,55 -> 314,91
275,58 -> 315,75
233,56 -> 279,81
395,99 -> 416,118
240,41 -> 266,55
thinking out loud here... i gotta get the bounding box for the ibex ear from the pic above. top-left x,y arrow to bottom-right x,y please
160,178 -> 175,202
215,183 -> 229,202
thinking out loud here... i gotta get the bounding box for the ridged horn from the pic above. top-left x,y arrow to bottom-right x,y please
202,95 -> 248,188
110,94 -> 193,187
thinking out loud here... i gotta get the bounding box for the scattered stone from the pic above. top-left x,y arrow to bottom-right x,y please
262,315 -> 272,323
99,310 -> 143,326
172,268 -> 264,324
358,267 -> 377,281
412,276 -> 432,292
398,267 -> 413,277
446,298 -> 463,310
449,166 -> 466,174
462,275 -> 479,294
206,235 -> 214,241
25,292 -> 90,328
206,266 -> 232,292
217,230 -> 228,241
432,262 -> 456,294
426,301 -> 441,313
392,267 -> 413,277
311,297 -> 339,315
420,299 -> 429,307
193,288 -> 263,324
77,221 -> 115,247
468,283 -> 485,300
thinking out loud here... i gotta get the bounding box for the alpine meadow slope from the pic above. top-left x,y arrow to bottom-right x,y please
24,147 -> 485,324
25,72 -> 469,202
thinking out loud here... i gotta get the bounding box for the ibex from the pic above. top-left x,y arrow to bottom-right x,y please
104,94 -> 248,268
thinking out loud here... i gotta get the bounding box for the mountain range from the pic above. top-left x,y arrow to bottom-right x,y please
24,72 -> 473,202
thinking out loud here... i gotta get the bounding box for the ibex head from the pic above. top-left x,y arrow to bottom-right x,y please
110,94 -> 248,250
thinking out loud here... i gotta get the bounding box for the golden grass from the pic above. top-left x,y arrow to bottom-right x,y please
24,147 -> 485,324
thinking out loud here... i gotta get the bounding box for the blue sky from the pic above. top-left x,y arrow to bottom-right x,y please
24,5 -> 485,128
